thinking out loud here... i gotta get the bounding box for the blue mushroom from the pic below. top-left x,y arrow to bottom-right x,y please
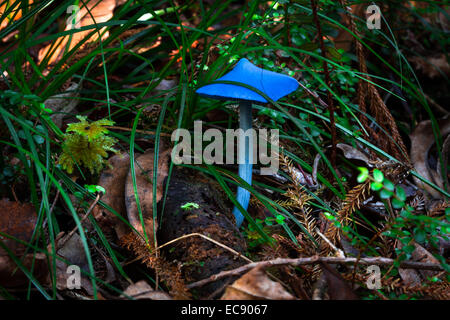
196,58 -> 298,227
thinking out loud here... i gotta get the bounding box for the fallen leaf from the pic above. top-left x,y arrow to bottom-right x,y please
0,199 -> 48,287
320,262 -> 359,300
50,233 -> 94,295
410,117 -> 450,199
409,54 -> 450,79
220,267 -> 296,300
125,144 -> 171,246
122,280 -> 172,300
43,82 -> 81,128
38,0 -> 119,67
93,153 -> 130,241
397,242 -> 441,286
410,243 -> 441,280
337,143 -> 372,166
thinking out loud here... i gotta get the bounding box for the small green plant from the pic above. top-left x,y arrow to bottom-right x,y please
59,116 -> 118,174
357,167 -> 450,274
180,202 -> 200,210
84,184 -> 106,194
244,215 -> 286,249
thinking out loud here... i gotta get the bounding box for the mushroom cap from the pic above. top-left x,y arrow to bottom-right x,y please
196,58 -> 299,103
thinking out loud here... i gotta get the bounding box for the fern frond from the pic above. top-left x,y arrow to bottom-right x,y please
325,180 -> 370,243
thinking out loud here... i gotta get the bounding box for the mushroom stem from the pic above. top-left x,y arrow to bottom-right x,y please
232,100 -> 253,227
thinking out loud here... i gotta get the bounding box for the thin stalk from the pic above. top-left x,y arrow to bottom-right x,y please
232,100 -> 253,227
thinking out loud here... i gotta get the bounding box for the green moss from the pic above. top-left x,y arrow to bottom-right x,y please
59,116 -> 118,174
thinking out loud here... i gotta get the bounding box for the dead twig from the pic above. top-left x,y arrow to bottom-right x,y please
57,193 -> 101,250
157,232 -> 253,263
187,255 -> 444,289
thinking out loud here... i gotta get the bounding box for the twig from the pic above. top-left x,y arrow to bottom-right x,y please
157,232 -> 253,263
57,193 -> 101,250
315,228 -> 345,258
187,255 -> 444,289
43,187 -> 61,229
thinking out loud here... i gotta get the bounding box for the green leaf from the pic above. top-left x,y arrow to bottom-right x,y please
392,198 -> 405,209
396,186 -> 407,201
380,189 -> 393,199
383,179 -> 395,192
357,167 -> 369,183
95,185 -> 106,194
258,108 -> 285,124
414,229 -> 426,243
323,211 -> 336,221
33,135 -> 45,144
276,214 -> 286,225
85,184 -> 105,194
326,46 -> 342,61
373,169 -> 384,183
371,181 -> 383,191
400,210 -> 413,219
74,191 -> 84,200
403,244 -> 416,254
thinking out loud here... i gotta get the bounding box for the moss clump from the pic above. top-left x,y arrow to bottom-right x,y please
59,116 -> 118,174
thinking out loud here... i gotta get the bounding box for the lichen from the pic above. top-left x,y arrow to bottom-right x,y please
59,116 -> 118,174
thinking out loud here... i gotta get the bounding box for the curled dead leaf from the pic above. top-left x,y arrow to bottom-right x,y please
410,117 -> 450,199
220,267 -> 296,300
125,145 -> 171,246
337,143 -> 372,166
122,280 -> 172,300
93,153 -> 130,241
409,54 -> 450,79
50,233 -> 95,295
44,82 -> 81,128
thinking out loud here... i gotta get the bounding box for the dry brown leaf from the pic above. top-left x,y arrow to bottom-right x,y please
398,268 -> 422,287
44,82 -> 81,128
0,199 -> 48,287
93,153 -> 130,241
337,143 -> 371,166
398,242 -> 441,286
320,262 -> 359,300
38,0 -> 118,67
411,243 -> 441,280
122,280 -> 172,300
124,144 -> 171,246
50,233 -> 95,295
220,267 -> 296,300
409,54 -> 450,79
410,117 -> 450,199
397,241 -> 422,287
